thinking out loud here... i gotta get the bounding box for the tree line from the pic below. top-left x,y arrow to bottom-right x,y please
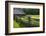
22,8 -> 39,15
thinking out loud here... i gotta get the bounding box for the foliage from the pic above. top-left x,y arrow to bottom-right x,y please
23,8 -> 39,15
13,15 -> 40,28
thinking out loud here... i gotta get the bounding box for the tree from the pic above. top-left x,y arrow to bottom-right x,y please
23,8 -> 39,15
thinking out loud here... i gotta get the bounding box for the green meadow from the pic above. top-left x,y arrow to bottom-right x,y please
14,15 -> 40,28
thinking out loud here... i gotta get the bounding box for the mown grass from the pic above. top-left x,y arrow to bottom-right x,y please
13,15 -> 40,28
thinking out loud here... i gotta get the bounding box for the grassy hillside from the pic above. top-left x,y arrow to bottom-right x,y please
14,15 -> 40,28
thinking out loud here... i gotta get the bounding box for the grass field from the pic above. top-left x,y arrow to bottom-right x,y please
13,15 -> 40,28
